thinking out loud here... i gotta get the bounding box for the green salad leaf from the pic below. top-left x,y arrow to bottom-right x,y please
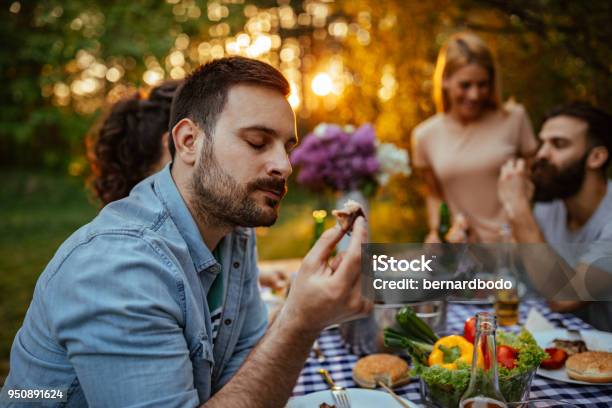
414,362 -> 471,407
412,328 -> 547,407
497,329 -> 548,377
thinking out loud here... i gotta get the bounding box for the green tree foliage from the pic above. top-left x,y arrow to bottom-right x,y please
456,0 -> 612,122
325,0 -> 611,139
0,0 -> 610,170
0,0 -> 246,169
305,0 -> 611,239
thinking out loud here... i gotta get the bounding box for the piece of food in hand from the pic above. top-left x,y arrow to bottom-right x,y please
540,347 -> 568,370
332,199 -> 365,233
497,345 -> 518,370
463,316 -> 476,344
552,338 -> 588,356
565,351 -> 612,383
352,354 -> 410,389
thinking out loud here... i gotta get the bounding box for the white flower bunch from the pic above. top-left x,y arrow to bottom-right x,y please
313,123 -> 329,137
375,142 -> 411,186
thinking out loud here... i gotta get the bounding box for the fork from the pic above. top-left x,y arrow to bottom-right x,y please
318,368 -> 351,408
374,374 -> 411,408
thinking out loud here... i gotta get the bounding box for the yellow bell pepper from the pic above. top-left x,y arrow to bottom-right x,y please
428,335 -> 482,370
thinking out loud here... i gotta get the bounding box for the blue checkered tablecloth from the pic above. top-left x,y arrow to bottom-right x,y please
293,299 -> 612,407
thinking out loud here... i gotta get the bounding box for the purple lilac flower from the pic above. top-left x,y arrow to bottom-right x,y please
290,123 -> 380,192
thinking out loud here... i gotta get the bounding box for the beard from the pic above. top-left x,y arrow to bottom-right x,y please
189,140 -> 287,228
531,154 -> 588,202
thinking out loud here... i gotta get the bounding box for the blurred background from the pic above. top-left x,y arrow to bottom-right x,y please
1,0 -> 611,380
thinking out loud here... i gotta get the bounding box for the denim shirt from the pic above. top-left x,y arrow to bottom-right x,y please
1,165 -> 268,407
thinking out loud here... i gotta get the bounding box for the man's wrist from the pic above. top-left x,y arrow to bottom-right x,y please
506,200 -> 544,243
504,196 -> 531,220
274,305 -> 321,344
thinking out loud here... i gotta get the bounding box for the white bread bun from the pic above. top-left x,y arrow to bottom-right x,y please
565,351 -> 612,383
352,353 -> 410,389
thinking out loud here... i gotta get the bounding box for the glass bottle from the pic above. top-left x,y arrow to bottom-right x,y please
460,312 -> 507,408
494,224 -> 520,326
311,209 -> 327,248
438,202 -> 451,243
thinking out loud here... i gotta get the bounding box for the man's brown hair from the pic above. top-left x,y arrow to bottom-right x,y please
168,56 -> 290,158
544,101 -> 612,172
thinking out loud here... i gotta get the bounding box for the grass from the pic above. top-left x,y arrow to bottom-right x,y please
0,171 -> 426,383
0,171 -> 97,383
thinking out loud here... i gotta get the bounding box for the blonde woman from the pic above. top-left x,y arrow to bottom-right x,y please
412,32 -> 538,243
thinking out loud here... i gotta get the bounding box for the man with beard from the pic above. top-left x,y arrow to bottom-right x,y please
1,57 -> 371,407
498,102 -> 612,330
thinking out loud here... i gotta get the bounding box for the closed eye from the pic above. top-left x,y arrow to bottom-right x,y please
551,138 -> 569,149
247,141 -> 265,150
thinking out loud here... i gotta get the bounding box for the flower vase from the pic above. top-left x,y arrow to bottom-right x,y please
336,189 -> 369,252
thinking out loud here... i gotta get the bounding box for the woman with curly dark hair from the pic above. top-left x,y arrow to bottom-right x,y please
88,80 -> 181,205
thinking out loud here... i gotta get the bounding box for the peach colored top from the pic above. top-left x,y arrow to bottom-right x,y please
412,104 -> 537,242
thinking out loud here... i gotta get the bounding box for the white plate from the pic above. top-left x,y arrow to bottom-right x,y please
533,329 -> 612,385
287,388 -> 418,408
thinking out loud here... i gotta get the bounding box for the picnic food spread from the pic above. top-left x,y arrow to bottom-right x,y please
565,351 -> 612,383
293,300 -> 612,407
538,333 -> 612,382
384,309 -> 547,407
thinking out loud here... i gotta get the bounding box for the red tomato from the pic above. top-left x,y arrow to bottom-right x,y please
497,345 -> 518,370
540,348 -> 568,370
463,317 -> 476,344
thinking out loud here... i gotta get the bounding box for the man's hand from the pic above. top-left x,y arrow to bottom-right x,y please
445,213 -> 469,243
498,158 -> 534,219
424,215 -> 469,243
203,217 -> 372,408
548,300 -> 588,313
425,230 -> 442,243
259,268 -> 289,292
280,217 -> 373,335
